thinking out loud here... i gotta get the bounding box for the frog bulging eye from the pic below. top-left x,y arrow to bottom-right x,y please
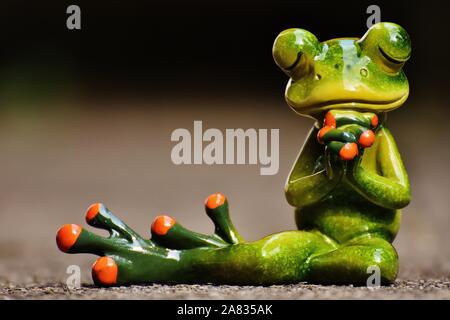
273,28 -> 321,77
358,22 -> 411,73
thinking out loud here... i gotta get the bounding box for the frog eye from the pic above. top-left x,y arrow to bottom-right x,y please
273,28 -> 321,77
377,45 -> 406,72
358,22 -> 411,73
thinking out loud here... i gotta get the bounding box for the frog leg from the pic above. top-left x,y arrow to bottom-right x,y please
346,126 -> 411,209
123,229 -> 336,286
307,234 -> 398,284
285,126 -> 344,207
57,194 -> 339,286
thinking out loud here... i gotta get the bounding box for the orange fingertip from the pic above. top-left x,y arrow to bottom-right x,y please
92,256 -> 118,286
371,114 -> 379,128
359,130 -> 375,148
151,215 -> 176,236
317,125 -> 332,144
339,143 -> 359,161
205,193 -> 226,209
86,203 -> 102,223
323,112 -> 336,128
56,224 -> 82,252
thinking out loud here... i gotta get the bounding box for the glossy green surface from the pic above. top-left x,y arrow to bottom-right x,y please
57,22 -> 411,286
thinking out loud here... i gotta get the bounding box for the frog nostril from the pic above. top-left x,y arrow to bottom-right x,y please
360,68 -> 368,77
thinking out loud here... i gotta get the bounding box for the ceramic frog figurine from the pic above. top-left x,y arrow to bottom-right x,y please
56,22 -> 411,286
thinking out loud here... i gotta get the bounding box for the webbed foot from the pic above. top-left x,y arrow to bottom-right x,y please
56,193 -> 244,286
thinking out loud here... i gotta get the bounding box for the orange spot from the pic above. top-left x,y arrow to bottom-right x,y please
205,193 -> 226,209
151,215 -> 176,236
56,224 -> 82,252
317,126 -> 332,144
92,256 -> 118,286
323,112 -> 336,128
359,130 -> 375,148
86,203 -> 102,223
371,114 -> 379,128
339,143 -> 359,161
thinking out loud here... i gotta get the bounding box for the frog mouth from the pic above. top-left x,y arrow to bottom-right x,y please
378,46 -> 409,65
295,94 -> 408,115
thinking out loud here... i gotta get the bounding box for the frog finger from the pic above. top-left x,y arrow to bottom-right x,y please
358,129 -> 376,148
91,256 -> 120,286
318,127 -> 357,145
339,124 -> 376,148
150,215 -> 227,249
56,224 -> 119,256
324,110 -> 378,129
317,126 -> 333,144
332,124 -> 376,149
326,141 -> 359,161
205,193 -> 244,244
85,203 -> 144,242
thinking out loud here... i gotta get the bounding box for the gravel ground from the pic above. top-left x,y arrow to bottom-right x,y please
1,280 -> 449,300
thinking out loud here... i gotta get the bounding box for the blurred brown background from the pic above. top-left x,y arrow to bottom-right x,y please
0,0 -> 449,287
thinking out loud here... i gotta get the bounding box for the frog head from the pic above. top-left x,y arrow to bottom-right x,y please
273,22 -> 411,119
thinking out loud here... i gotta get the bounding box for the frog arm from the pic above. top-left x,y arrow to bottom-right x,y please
285,127 -> 343,208
347,126 -> 411,209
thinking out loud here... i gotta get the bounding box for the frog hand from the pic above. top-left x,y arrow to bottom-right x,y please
317,110 -> 379,161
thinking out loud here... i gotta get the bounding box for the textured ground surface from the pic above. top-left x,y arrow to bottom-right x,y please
1,279 -> 450,300
0,97 -> 449,299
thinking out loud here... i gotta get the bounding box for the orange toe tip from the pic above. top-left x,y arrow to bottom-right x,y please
92,256 -> 118,286
359,130 -> 376,148
317,125 -> 332,144
371,114 -> 379,128
56,224 -> 82,252
205,193 -> 226,210
151,215 -> 176,236
323,111 -> 336,128
339,142 -> 359,161
85,203 -> 103,223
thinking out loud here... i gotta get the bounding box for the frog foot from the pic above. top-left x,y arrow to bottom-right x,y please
56,193 -> 244,286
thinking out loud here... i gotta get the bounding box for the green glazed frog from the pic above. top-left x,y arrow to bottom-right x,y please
56,22 -> 411,286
